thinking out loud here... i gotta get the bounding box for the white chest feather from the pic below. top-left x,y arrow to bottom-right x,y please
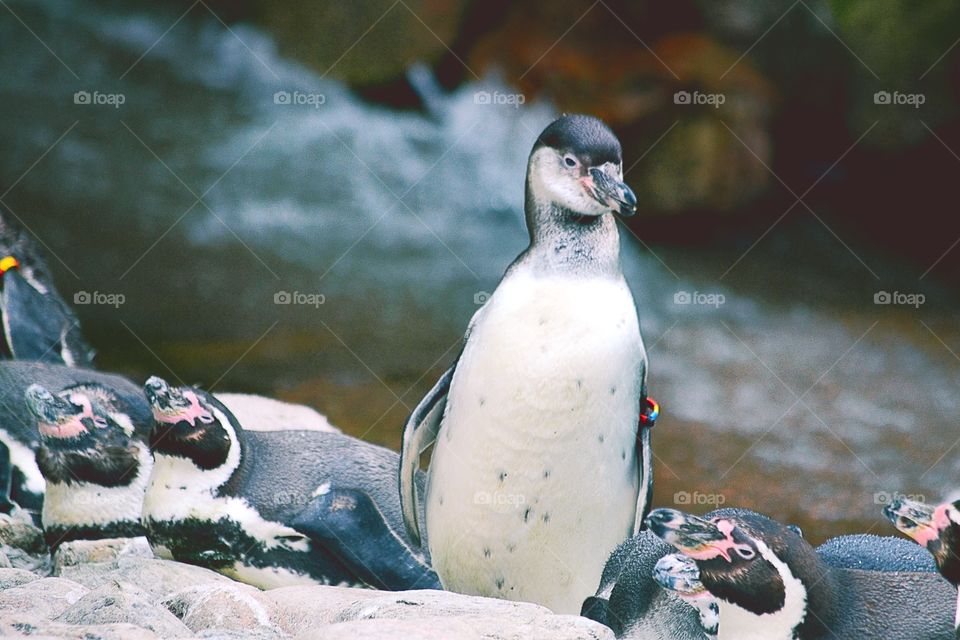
426,272 -> 645,613
717,540 -> 808,640
0,428 -> 44,495
42,445 -> 153,528
142,453 -> 310,555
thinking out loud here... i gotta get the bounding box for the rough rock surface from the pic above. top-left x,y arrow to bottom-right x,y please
1,532 -> 615,640
54,581 -> 193,637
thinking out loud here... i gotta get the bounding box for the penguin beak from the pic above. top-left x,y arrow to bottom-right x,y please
646,508 -> 731,559
25,384 -> 71,424
588,165 -> 637,217
653,553 -> 706,596
25,384 -> 94,439
144,376 -> 175,411
884,498 -> 942,547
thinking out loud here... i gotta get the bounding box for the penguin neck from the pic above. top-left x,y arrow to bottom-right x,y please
517,181 -> 623,279
717,538 -> 831,640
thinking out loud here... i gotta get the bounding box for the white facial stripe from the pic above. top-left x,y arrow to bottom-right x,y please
107,411 -> 136,437
527,147 -> 612,216
42,445 -> 152,529
0,428 -> 45,495
715,537 -> 808,640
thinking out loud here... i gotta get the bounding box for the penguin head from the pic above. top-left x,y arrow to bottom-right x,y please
25,384 -> 106,445
652,553 -> 708,599
647,508 -> 818,629
527,114 -> 637,219
884,497 -> 960,584
144,376 -> 235,471
25,383 -> 142,487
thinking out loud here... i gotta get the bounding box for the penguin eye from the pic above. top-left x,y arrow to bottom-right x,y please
735,546 -> 756,560
563,155 -> 578,168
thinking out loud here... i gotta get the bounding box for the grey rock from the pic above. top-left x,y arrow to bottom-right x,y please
0,613 -> 161,639
293,614 -> 615,640
54,536 -> 153,569
163,582 -> 281,636
0,567 -> 40,589
0,517 -> 46,553
54,580 -> 193,637
262,585 -> 383,634
0,547 -> 12,568
0,576 -> 88,619
58,555 -> 237,601
330,589 -> 552,623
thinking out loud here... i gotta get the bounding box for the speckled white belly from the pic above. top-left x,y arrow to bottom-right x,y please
425,272 -> 644,614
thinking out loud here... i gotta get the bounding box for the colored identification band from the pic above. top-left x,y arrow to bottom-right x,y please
0,256 -> 19,274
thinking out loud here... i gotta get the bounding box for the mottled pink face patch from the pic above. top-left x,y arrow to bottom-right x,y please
38,394 -> 106,439
911,504 -> 952,547
154,390 -> 214,426
683,519 -> 755,563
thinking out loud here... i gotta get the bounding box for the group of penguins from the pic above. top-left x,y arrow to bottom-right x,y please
2,115 -> 959,640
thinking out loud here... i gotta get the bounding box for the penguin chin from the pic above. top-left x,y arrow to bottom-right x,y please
150,419 -> 230,471
36,440 -> 142,487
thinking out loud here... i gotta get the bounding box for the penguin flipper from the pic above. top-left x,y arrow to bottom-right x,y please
2,270 -> 82,365
400,365 -> 454,547
291,487 -> 441,591
633,419 -> 653,535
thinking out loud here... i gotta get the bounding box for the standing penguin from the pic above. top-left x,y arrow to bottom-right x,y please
400,114 -> 655,613
0,216 -> 93,367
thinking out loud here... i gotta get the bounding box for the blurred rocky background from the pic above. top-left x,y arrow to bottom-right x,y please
3,0 -> 960,542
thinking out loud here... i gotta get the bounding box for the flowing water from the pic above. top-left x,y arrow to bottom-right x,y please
3,0 -> 960,544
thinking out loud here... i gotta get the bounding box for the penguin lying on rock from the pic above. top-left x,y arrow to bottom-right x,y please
652,553 -> 719,639
23,383 -> 152,548
645,531 -> 934,640
884,496 -> 960,632
647,507 -> 956,639
0,362 -> 152,520
141,376 -> 438,591
580,531 -> 705,639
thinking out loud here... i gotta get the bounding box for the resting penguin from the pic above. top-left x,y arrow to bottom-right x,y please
647,507 -> 956,640
580,531 -> 705,640
582,507 -> 934,640
0,216 -> 93,367
400,114 -> 654,614
653,554 -> 719,639
884,495 -> 960,631
141,376 -> 439,591
0,361 -> 151,519
23,384 -> 152,548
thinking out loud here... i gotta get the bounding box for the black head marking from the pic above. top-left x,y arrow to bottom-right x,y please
26,384 -> 143,487
145,378 -> 233,471
534,114 -> 622,167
